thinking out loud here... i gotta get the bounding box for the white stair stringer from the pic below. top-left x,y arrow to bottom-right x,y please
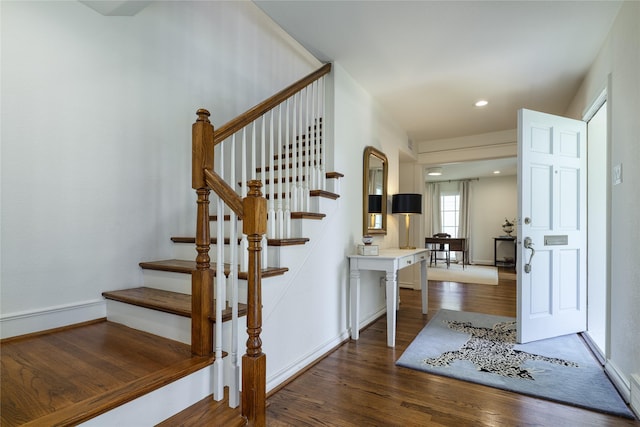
79,363 -> 212,426
257,196 -> 343,393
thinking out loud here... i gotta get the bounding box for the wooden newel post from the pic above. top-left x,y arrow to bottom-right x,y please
191,109 -> 214,356
242,180 -> 267,427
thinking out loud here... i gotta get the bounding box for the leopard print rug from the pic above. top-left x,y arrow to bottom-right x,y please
424,320 -> 579,380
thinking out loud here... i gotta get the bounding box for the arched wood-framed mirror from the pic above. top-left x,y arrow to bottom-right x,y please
363,146 -> 388,235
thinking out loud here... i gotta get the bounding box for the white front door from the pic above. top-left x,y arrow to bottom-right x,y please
517,108 -> 587,343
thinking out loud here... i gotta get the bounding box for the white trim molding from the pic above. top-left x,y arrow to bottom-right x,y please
417,129 -> 517,166
0,299 -> 106,339
266,330 -> 350,393
605,359 -> 631,403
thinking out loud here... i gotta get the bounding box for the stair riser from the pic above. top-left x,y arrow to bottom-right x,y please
141,269 -> 249,303
106,300 -> 247,344
106,300 -> 191,344
141,270 -> 192,294
172,243 -> 235,263
172,242 -> 281,267
310,195 -> 334,214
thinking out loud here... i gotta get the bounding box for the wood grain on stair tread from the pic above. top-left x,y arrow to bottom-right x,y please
310,189 -> 340,199
103,287 -> 191,317
290,212 -> 325,220
171,236 -> 310,247
138,259 -> 288,278
1,320 -> 213,427
102,287 -> 247,321
266,189 -> 339,200
268,237 -> 310,246
171,236 -> 242,245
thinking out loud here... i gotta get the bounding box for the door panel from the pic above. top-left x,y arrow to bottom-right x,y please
517,108 -> 587,343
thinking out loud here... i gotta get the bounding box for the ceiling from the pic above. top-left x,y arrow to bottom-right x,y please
255,0 -> 621,176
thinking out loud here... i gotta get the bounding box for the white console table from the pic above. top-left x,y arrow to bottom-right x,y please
348,248 -> 429,347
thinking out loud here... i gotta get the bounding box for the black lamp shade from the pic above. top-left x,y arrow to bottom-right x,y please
392,193 -> 422,214
368,194 -> 383,213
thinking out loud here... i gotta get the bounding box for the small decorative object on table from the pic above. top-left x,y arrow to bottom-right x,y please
502,218 -> 515,237
362,235 -> 374,245
357,244 -> 379,256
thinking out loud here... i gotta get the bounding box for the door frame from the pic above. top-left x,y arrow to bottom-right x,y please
581,80 -> 611,363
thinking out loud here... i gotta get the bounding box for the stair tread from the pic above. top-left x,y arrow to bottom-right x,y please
102,287 -> 247,321
2,320 -> 214,427
291,211 -> 325,220
268,237 -> 310,246
171,236 -> 241,245
266,189 -> 340,200
139,259 -> 288,278
209,211 -> 326,222
172,236 -> 310,246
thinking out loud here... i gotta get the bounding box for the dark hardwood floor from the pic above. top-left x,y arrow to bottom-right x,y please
265,269 -> 639,426
2,269 -> 637,426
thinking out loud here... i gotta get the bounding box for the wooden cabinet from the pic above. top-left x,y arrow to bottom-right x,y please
494,237 -> 516,268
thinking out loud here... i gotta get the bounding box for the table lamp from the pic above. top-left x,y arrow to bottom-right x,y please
392,193 -> 422,249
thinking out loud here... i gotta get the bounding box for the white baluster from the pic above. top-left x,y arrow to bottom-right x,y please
284,98 -> 291,238
291,93 -> 299,213
276,105 -> 284,238
320,75 -> 326,191
311,81 -> 318,191
213,196 -> 225,401
268,111 -> 276,238
261,115 -> 269,267
229,212 -> 240,407
303,86 -> 311,211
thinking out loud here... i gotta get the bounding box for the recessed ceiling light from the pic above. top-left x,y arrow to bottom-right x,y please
427,167 -> 443,176
475,100 -> 489,107
493,170 -> 501,174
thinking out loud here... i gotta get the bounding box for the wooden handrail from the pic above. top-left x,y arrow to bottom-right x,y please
214,63 -> 331,144
204,169 -> 244,218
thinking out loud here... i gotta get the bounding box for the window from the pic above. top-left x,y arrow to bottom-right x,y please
440,193 -> 460,238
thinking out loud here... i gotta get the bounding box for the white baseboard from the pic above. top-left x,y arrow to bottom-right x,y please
581,331 -> 606,365
631,374 -> 640,419
605,359 -> 631,403
0,299 -> 106,339
266,329 -> 350,393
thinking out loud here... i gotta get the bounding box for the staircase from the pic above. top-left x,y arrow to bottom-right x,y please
1,64 -> 336,426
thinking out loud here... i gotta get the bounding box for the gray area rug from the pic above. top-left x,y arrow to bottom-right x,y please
396,309 -> 634,419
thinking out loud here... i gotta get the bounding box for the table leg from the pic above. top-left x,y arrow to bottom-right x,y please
420,259 -> 428,314
350,268 -> 361,340
385,270 -> 397,347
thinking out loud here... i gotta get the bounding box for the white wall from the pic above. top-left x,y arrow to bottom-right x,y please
331,63 -> 407,327
0,1 -> 319,332
566,0 -> 640,400
469,175 -> 517,264
1,1 -> 412,393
